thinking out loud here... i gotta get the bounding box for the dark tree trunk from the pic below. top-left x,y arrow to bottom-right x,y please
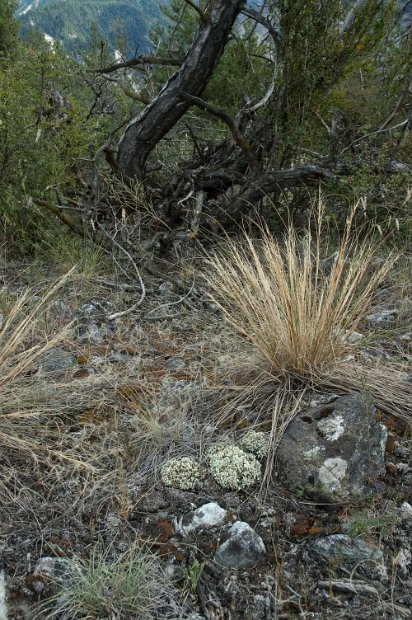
117,0 -> 244,179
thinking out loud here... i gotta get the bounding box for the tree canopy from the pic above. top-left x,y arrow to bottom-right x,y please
1,0 -> 411,248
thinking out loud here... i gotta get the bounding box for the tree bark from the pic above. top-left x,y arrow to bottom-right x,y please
117,0 -> 245,179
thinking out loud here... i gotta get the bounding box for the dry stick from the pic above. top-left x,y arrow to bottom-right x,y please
33,198 -> 82,235
339,0 -> 369,36
241,5 -> 281,50
144,278 -> 196,320
379,73 -> 412,131
242,80 -> 275,114
339,119 -> 409,156
96,225 -> 146,320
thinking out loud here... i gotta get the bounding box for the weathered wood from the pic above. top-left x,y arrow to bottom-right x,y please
117,0 -> 244,179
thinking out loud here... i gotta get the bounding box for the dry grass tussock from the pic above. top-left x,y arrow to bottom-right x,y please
119,380 -> 208,481
205,204 -> 411,436
0,269 -> 114,472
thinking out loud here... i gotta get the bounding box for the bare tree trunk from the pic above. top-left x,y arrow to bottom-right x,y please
117,0 -> 244,179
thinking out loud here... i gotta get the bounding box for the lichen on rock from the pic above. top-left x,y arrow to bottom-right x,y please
208,444 -> 261,490
160,457 -> 203,490
239,431 -> 270,459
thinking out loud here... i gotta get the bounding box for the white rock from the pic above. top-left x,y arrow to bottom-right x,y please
400,502 -> 412,519
177,502 -> 227,534
394,548 -> 412,574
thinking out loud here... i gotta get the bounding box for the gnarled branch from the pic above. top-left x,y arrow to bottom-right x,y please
116,0 -> 245,179
94,56 -> 182,75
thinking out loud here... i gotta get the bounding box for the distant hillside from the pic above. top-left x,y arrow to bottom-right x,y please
17,0 -> 411,57
18,0 -> 165,55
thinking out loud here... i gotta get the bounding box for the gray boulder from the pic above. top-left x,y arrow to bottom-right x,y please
276,394 -> 387,502
215,521 -> 266,569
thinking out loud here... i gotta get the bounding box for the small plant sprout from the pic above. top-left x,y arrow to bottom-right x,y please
185,559 -> 205,593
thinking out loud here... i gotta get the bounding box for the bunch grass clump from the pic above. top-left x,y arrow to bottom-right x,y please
42,542 -> 169,619
205,205 -> 396,381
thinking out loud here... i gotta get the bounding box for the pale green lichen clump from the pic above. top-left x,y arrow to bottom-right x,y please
208,444 -> 261,490
239,431 -> 270,459
160,457 -> 202,490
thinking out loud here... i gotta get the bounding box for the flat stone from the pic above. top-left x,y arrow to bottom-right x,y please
215,521 -> 266,569
276,394 -> 387,502
34,556 -> 71,579
311,534 -> 386,579
37,347 -> 77,375
164,357 -> 185,370
346,331 -> 364,344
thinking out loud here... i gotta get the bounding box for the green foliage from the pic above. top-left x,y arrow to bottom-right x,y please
0,0 -> 19,58
184,559 -> 205,593
0,29 -> 133,249
345,507 -> 397,538
1,0 -> 411,251
205,35 -> 270,114
271,0 -> 397,162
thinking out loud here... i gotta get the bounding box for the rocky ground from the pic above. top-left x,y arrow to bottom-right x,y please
0,254 -> 411,619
